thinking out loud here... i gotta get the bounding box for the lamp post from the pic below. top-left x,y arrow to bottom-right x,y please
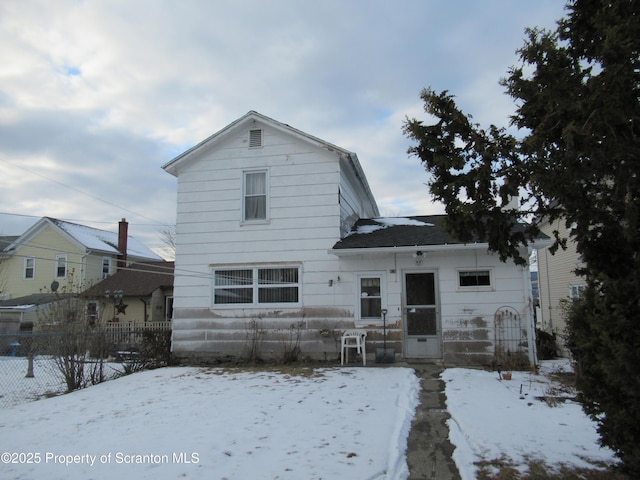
105,289 -> 125,322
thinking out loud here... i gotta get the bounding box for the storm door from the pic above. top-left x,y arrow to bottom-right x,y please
404,272 -> 442,358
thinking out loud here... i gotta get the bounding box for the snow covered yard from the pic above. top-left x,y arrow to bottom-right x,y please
444,360 -> 619,479
0,356 -> 123,408
0,366 -> 420,480
0,359 -> 620,479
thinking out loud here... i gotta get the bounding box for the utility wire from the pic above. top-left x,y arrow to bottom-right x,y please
0,157 -> 169,226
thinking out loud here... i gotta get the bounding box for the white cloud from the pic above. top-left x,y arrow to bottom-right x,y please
0,0 -> 566,249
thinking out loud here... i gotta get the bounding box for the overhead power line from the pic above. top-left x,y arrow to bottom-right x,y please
0,157 -> 169,226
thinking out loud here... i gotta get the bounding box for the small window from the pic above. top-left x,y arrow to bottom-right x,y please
243,170 -> 267,221
87,302 -> 98,325
55,254 -> 67,278
24,257 -> 35,279
102,257 -> 112,279
570,284 -> 585,300
249,129 -> 263,148
459,270 -> 491,288
165,296 -> 174,321
360,276 -> 382,319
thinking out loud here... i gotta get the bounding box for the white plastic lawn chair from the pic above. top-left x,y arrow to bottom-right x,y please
341,329 -> 367,366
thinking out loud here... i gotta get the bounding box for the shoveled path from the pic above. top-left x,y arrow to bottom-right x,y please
402,363 -> 461,480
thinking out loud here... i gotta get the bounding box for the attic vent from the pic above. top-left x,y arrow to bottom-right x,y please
249,129 -> 263,148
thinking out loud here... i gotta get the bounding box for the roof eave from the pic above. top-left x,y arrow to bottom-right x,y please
329,242 -> 489,256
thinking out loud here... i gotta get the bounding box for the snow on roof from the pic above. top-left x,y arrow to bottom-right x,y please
349,217 -> 434,236
51,219 -> 162,261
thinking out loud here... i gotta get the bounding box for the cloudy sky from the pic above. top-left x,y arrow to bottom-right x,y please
0,0 -> 567,257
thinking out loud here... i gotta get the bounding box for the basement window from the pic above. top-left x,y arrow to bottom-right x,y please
249,129 -> 263,148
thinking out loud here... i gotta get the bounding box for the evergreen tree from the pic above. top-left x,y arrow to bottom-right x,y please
404,0 -> 640,473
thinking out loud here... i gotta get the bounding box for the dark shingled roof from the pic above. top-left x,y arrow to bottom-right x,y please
332,215 -> 546,250
332,215 -> 465,250
83,262 -> 174,298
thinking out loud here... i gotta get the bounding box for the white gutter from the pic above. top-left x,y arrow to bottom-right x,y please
329,237 -> 553,257
328,243 -> 490,257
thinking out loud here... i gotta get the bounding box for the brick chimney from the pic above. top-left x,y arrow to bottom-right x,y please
118,218 -> 128,268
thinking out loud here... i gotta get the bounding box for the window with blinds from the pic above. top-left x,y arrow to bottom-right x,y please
213,266 -> 300,305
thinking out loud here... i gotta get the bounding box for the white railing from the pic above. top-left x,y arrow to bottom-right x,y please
104,321 -> 172,350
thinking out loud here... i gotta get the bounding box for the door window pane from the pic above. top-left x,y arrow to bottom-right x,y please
406,273 -> 435,305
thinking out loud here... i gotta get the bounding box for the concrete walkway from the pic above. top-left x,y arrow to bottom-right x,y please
404,364 -> 461,480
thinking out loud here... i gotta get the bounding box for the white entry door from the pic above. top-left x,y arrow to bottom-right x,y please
404,272 -> 442,359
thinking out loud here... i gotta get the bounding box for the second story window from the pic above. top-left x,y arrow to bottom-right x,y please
243,170 -> 268,221
102,257 -> 112,279
24,257 -> 35,279
55,254 -> 67,279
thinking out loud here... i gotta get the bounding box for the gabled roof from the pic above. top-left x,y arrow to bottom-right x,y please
0,235 -> 19,258
162,110 -> 378,215
83,262 -> 174,298
4,217 -> 162,261
331,215 -> 550,254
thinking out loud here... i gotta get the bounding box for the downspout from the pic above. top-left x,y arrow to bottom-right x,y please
523,259 -> 537,366
140,299 -> 148,323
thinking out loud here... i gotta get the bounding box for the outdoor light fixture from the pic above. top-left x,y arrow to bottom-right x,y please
413,251 -> 424,265
105,289 -> 127,319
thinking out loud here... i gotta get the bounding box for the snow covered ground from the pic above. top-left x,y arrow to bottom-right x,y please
0,365 -> 420,480
444,360 -> 617,479
0,359 -> 618,479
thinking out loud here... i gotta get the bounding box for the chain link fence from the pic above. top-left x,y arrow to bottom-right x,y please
0,326 -> 172,408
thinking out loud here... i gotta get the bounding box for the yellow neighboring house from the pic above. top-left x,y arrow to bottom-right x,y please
0,217 -> 163,333
536,217 -> 585,356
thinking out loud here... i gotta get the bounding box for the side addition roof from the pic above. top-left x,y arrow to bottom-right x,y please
331,215 -> 550,255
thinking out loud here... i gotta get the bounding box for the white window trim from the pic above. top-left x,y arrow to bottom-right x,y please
55,254 -> 68,279
457,268 -> 494,292
569,284 -> 585,300
102,257 -> 112,279
355,272 -> 386,326
211,264 -> 302,308
241,169 -> 270,224
24,257 -> 36,280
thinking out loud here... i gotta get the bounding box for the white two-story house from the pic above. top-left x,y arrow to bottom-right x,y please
163,111 -> 544,366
